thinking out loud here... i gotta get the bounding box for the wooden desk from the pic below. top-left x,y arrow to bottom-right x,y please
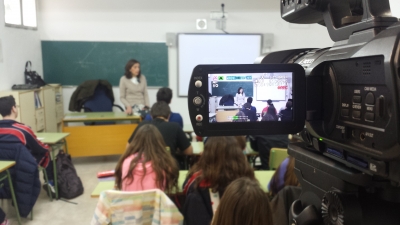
62,112 -> 141,157
216,106 -> 241,110
36,132 -> 70,199
91,170 -> 189,198
0,161 -> 21,225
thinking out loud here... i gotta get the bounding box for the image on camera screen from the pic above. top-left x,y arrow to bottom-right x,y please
208,72 -> 293,123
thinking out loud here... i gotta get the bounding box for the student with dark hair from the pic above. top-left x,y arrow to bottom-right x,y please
211,177 -> 273,225
243,97 -> 257,112
0,96 -> 52,221
268,156 -> 299,198
279,101 -> 293,121
182,136 -> 255,225
262,106 -> 278,121
127,102 -> 192,169
249,134 -> 289,170
242,102 -> 258,122
119,59 -> 150,115
115,124 -> 179,192
262,99 -> 277,117
143,87 -> 183,128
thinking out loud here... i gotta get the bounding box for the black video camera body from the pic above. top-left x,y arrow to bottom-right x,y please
188,0 -> 400,224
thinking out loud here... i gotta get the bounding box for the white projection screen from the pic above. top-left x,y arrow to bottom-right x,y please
178,34 -> 262,96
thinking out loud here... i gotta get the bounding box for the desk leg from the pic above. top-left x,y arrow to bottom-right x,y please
63,139 -> 69,155
7,170 -> 21,225
52,150 -> 58,200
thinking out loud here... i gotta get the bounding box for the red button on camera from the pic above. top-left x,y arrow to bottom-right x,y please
196,115 -> 203,122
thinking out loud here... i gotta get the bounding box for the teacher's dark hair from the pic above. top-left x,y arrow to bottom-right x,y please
124,59 -> 141,82
237,87 -> 243,95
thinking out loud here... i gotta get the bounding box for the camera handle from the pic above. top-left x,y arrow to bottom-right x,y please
289,199 -> 321,225
324,0 -> 398,42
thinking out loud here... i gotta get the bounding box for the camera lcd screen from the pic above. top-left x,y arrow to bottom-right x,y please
208,72 -> 293,123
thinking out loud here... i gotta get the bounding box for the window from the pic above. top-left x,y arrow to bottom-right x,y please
4,0 -> 37,28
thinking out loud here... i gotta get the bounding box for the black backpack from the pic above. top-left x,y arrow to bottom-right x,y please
56,151 -> 84,199
24,61 -> 46,87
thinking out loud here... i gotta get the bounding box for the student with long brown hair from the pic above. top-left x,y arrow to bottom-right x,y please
268,156 -> 299,198
182,136 -> 255,225
115,124 -> 179,193
211,177 -> 273,225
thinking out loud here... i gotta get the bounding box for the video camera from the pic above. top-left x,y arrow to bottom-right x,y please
188,0 -> 400,224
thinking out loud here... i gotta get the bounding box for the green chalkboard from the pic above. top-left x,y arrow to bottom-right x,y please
211,81 -> 254,97
41,41 -> 168,86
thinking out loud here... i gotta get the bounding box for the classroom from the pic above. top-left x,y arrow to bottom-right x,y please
0,0 -> 400,225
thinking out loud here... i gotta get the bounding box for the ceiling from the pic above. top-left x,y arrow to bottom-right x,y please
40,0 -> 280,12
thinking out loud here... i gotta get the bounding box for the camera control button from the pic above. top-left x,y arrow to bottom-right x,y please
352,96 -> 361,103
352,110 -> 361,119
341,109 -> 349,117
365,112 -> 375,122
365,92 -> 375,105
196,115 -> 203,122
195,80 -> 202,88
193,97 -> 203,106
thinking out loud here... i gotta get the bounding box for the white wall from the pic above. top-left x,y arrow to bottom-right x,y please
0,2 -> 43,92
39,0 -> 335,123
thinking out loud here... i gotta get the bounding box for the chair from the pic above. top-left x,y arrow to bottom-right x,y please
269,148 -> 289,170
81,84 -> 124,125
0,164 -> 22,225
91,189 -> 183,225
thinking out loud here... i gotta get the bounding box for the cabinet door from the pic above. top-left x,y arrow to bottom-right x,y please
36,108 -> 45,131
19,92 -> 36,131
44,88 -> 57,132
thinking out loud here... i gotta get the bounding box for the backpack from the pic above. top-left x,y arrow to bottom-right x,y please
56,151 -> 84,199
24,61 -> 46,87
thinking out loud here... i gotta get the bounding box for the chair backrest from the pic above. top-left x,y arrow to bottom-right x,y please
83,85 -> 113,112
92,189 -> 183,225
269,147 -> 289,170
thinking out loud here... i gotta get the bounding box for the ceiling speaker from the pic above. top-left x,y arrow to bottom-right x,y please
196,19 -> 207,30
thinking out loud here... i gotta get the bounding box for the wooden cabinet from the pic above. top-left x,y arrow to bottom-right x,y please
0,84 -> 64,132
44,84 -> 64,132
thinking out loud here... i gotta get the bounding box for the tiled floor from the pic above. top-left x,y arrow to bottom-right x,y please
3,155 -> 120,225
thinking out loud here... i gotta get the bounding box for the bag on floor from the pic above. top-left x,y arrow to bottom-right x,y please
56,150 -> 84,199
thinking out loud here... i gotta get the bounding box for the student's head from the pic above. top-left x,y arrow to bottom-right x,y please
150,101 -> 171,120
156,87 -> 173,104
115,124 -> 179,192
211,178 -> 273,225
267,99 -> 272,105
0,96 -> 18,118
286,101 -> 293,109
247,97 -> 253,104
237,87 -> 244,94
269,156 -> 299,197
233,111 -> 247,122
189,136 -> 255,194
267,105 -> 276,115
234,136 -> 246,151
124,59 -> 141,80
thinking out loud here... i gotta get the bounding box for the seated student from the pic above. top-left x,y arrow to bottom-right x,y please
268,156 -> 299,199
262,106 -> 279,121
211,177 -> 273,225
242,102 -> 257,122
128,101 -> 193,169
143,87 -> 183,128
279,101 -> 293,121
115,124 -> 179,192
262,99 -> 277,117
242,97 -> 256,112
249,134 -> 289,170
182,136 -> 255,225
0,96 -> 52,222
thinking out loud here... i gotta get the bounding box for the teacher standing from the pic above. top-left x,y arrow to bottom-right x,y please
119,59 -> 150,114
